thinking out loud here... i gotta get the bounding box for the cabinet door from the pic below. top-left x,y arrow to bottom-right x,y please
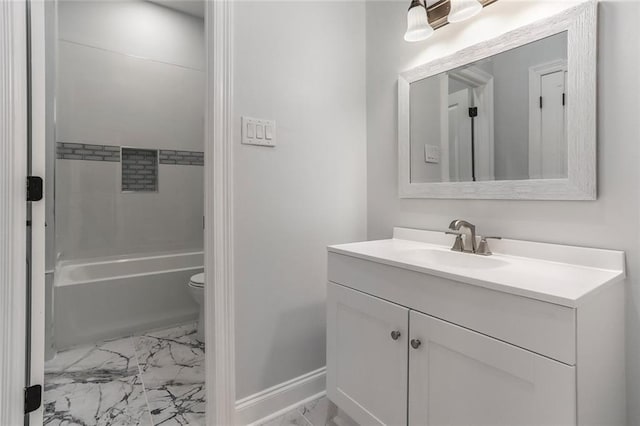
327,283 -> 409,426
408,311 -> 576,426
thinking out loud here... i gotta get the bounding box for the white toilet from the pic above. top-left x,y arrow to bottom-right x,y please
188,272 -> 205,342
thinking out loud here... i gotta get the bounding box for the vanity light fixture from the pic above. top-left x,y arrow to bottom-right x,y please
447,0 -> 483,23
404,0 -> 434,42
404,0 -> 496,42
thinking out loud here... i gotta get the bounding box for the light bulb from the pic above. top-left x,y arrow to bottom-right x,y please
404,0 -> 434,42
448,0 -> 483,23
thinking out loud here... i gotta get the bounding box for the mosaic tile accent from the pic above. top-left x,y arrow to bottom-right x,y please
159,149 -> 204,166
56,142 -> 120,161
121,148 -> 158,192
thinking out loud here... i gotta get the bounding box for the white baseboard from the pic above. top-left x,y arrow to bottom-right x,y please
236,367 -> 326,425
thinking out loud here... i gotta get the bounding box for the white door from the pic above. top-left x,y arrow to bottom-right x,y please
408,311 -> 576,426
448,89 -> 473,182
539,70 -> 567,178
529,61 -> 568,179
327,283 -> 409,426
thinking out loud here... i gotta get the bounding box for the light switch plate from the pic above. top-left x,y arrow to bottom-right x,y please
425,144 -> 440,163
242,116 -> 276,147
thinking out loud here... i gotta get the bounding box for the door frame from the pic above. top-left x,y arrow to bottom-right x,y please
0,0 -> 29,424
445,65 -> 495,181
205,0 -> 237,424
1,0 -> 238,424
528,59 -> 568,179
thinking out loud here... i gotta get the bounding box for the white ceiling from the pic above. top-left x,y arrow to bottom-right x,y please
148,0 -> 204,18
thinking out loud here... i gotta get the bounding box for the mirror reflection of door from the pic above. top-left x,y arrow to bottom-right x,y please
407,31 -> 568,185
529,60 -> 568,179
448,89 -> 473,181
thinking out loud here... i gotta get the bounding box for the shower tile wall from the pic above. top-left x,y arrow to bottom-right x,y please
54,1 -> 205,261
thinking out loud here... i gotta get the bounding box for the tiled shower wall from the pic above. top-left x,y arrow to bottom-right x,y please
54,1 -> 205,261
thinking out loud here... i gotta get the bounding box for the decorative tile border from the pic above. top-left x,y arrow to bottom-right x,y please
121,148 -> 158,192
56,143 -> 204,166
159,149 -> 204,166
57,142 -> 120,162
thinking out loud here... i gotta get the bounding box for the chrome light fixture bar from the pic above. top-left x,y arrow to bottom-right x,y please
404,0 -> 497,42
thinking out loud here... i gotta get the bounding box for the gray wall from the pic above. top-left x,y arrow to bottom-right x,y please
410,76 -> 443,182
55,1 -> 205,260
234,1 -> 367,399
366,1 -> 640,423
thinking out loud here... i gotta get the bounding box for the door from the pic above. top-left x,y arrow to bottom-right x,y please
408,311 -> 576,426
539,70 -> 567,178
529,60 -> 568,179
327,283 -> 409,426
447,89 -> 473,182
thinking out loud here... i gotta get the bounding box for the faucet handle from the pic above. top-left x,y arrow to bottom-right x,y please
446,231 -> 464,252
476,236 -> 502,256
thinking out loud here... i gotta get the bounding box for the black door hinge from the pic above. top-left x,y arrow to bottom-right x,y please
468,107 -> 478,118
27,176 -> 43,202
562,93 -> 566,106
24,385 -> 42,414
539,96 -> 543,109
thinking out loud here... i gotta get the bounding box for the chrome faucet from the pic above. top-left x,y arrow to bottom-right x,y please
448,219 -> 477,253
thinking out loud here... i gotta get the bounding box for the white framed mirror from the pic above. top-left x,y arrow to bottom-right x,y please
398,2 -> 596,200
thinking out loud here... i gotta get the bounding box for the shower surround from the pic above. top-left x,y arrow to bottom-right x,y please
48,0 -> 206,353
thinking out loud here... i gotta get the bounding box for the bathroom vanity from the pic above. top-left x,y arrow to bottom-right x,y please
326,228 -> 625,425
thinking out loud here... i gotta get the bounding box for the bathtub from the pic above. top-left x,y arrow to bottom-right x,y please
53,251 -> 204,350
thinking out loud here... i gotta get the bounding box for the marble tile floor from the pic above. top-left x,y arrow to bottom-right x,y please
44,323 -> 205,426
256,396 -> 358,426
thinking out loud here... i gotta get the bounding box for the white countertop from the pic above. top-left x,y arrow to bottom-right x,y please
328,228 -> 626,307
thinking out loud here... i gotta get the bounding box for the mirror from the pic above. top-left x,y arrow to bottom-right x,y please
410,32 -> 567,184
398,2 -> 596,200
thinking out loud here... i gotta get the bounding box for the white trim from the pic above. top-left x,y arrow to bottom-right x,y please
0,0 -> 28,424
237,367 -> 327,425
438,74 -> 450,181
205,0 -> 236,424
528,59 -> 568,179
28,0 -> 47,424
398,1 -> 596,200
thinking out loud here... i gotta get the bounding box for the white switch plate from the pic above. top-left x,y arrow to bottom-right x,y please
425,144 -> 440,163
242,116 -> 276,147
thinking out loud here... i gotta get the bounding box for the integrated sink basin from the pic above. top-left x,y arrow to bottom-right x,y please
403,248 -> 508,270
328,227 -> 626,307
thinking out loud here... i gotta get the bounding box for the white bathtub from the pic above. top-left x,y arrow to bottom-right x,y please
53,251 -> 204,349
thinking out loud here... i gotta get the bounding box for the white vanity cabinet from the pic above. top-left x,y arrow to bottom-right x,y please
326,228 -> 626,426
408,310 -> 575,426
327,283 -> 575,426
327,283 -> 408,426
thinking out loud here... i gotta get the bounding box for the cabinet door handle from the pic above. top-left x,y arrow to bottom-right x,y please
410,339 -> 422,349
390,330 -> 401,341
